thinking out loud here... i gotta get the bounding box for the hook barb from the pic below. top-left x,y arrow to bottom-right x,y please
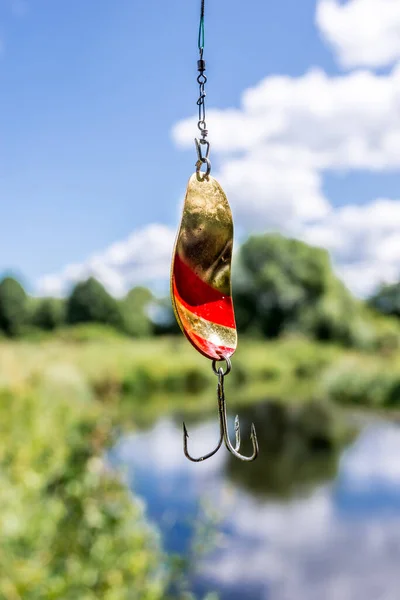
234,415 -> 241,451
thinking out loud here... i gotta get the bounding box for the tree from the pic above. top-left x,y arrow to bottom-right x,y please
120,286 -> 154,337
66,278 -> 122,327
33,298 -> 66,330
369,282 -> 400,318
233,234 -> 370,345
0,276 -> 28,337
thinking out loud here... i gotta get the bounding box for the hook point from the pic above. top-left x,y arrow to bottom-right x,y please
183,422 -> 189,439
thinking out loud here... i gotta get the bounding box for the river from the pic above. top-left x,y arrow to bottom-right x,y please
108,401 -> 400,600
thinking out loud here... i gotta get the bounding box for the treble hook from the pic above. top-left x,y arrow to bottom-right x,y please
182,357 -> 259,462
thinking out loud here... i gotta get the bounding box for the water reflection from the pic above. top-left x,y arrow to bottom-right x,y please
109,403 -> 400,600
225,401 -> 343,499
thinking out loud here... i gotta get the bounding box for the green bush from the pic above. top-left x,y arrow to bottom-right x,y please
122,367 -> 159,397
32,297 -> 66,330
233,233 -> 399,349
120,287 -> 154,338
182,367 -> 209,394
369,282 -> 400,317
0,390 -> 167,599
67,278 -> 122,329
321,359 -> 400,407
56,323 -> 125,343
0,276 -> 28,337
122,365 -> 209,397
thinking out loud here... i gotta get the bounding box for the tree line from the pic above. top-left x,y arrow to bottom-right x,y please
0,233 -> 398,348
0,276 -> 156,338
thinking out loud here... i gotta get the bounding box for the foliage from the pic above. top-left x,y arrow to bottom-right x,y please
32,296 -> 66,330
234,233 -> 396,348
369,282 -> 400,318
0,388 -> 167,600
0,332 -> 380,412
1,324 -> 399,597
55,323 -> 127,343
0,330 -> 361,599
0,329 -> 227,598
120,287 -> 154,337
66,278 -> 122,328
321,358 -> 400,407
0,276 -> 28,337
2,235 -> 400,354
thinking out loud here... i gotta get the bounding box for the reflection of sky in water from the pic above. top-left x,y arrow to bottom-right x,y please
108,419 -> 400,600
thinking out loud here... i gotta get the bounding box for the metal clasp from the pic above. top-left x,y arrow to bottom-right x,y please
195,137 -> 211,180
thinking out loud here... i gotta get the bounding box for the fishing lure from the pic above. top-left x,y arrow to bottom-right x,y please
170,0 -> 258,463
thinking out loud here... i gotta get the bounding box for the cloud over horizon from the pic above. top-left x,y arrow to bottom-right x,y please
35,0 -> 400,299
173,61 -> 400,296
37,224 -> 175,298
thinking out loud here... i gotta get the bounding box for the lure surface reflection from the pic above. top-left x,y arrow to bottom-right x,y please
171,173 -> 237,360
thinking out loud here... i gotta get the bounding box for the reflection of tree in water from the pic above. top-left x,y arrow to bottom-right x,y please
225,400 -> 353,499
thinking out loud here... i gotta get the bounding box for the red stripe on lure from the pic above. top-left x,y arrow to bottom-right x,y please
172,253 -> 235,329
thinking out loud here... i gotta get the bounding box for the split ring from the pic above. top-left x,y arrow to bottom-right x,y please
212,355 -> 232,376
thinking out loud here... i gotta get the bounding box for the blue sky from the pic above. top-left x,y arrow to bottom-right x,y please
1,0 -> 400,296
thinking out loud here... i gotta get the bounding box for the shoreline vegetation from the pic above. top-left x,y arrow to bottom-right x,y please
3,232 -> 400,415
0,328 -> 367,599
3,233 -> 400,597
3,326 -> 400,412
0,328 -> 232,600
1,327 -> 390,600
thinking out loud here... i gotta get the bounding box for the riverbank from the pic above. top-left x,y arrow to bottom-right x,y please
0,385 -> 169,599
2,326 -> 400,413
2,328 -> 390,598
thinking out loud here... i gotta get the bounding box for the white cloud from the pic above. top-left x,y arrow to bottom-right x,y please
173,66 -> 400,171
37,61 -> 400,298
316,0 -> 400,68
172,61 -> 400,296
301,198 -> 400,295
217,149 -> 330,232
199,425 -> 400,600
35,0 -> 400,299
36,224 -> 175,297
341,423 -> 400,487
113,418 -> 225,476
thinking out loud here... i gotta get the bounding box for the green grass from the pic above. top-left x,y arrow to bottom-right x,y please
3,325 -> 400,414
0,386 -> 168,600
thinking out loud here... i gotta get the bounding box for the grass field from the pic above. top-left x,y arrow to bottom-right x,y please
2,325 -> 400,414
